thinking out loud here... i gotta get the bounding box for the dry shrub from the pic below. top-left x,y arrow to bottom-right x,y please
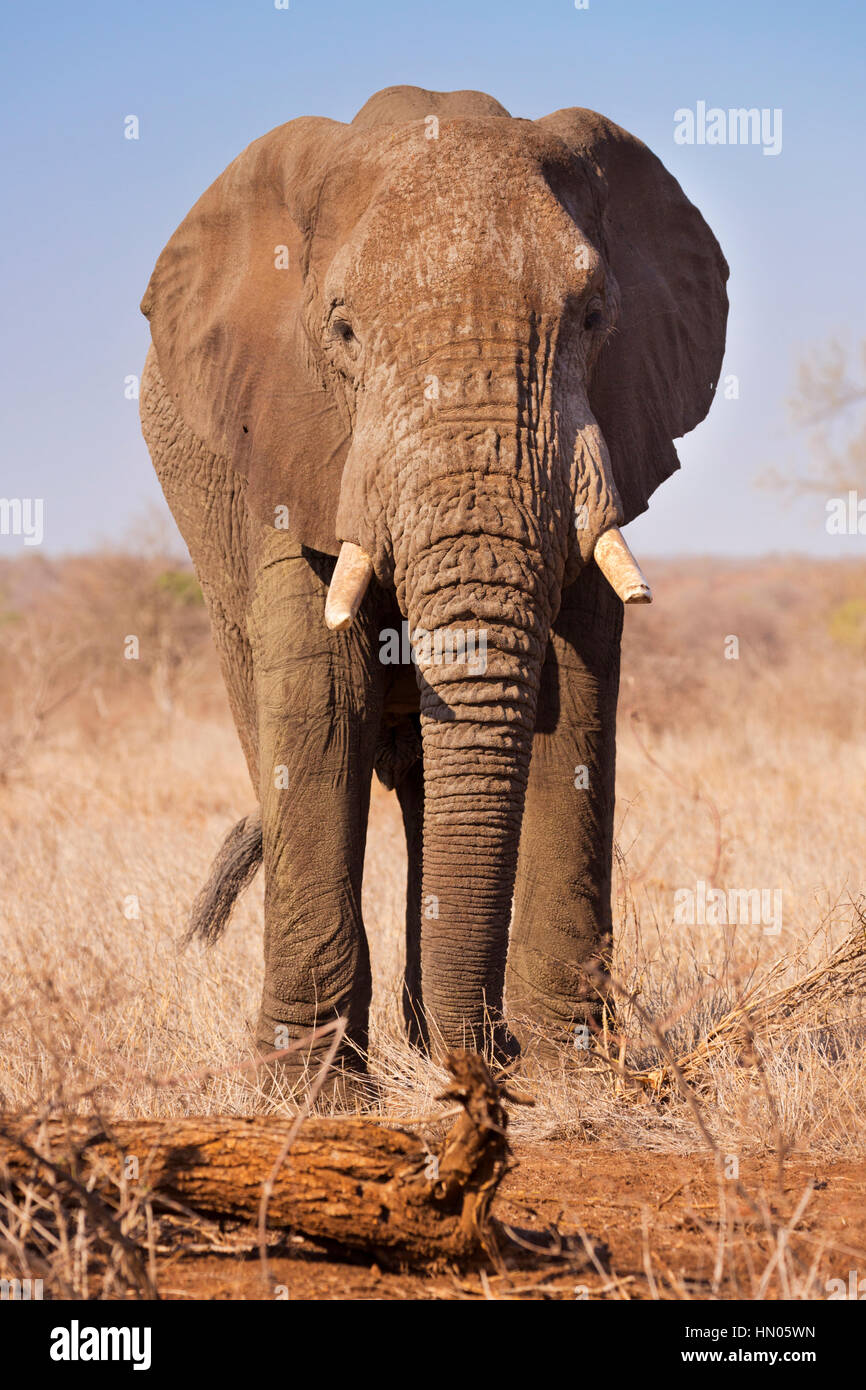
0,548 -> 863,1153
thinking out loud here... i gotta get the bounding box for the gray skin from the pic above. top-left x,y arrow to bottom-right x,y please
139,86 -> 728,1083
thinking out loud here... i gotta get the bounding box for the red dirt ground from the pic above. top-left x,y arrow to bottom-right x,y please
154,1145 -> 866,1301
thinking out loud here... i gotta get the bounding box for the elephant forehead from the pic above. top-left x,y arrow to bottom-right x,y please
332,131 -> 601,306
357,206 -> 597,311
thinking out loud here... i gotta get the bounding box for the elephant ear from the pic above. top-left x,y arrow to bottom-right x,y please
141,117 -> 369,555
538,108 -> 729,524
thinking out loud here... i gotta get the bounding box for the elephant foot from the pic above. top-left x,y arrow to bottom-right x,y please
507,995 -> 608,1072
509,1026 -> 598,1078
254,1013 -> 376,1112
506,957 -> 611,1067
254,1046 -> 380,1113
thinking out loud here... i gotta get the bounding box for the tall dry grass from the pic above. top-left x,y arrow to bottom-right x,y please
0,548 -> 864,1162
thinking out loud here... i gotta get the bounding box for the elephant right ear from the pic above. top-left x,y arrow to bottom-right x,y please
140,117 -> 366,556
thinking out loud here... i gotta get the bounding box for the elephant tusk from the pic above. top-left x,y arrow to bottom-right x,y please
324,542 -> 375,630
593,527 -> 653,604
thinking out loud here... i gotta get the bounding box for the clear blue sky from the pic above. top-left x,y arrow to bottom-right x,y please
1,0 -> 864,556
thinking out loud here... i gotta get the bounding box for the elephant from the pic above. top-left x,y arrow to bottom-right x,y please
139,84 -> 728,1089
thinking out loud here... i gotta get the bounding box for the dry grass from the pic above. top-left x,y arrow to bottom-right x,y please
0,547 -> 864,1296
0,549 -> 864,1139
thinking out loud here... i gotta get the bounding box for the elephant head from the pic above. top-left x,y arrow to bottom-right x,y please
142,86 -> 727,1052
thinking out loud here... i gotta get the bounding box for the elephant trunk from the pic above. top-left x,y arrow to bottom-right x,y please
400,509 -> 554,1055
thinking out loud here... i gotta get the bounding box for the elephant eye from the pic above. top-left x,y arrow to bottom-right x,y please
332,319 -> 357,346
584,307 -> 603,332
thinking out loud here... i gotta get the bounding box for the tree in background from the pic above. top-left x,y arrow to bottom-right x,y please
773,338 -> 866,656
785,338 -> 866,496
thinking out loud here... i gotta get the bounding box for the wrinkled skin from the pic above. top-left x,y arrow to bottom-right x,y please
140,86 -> 728,1078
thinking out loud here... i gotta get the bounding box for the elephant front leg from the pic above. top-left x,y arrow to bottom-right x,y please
506,563 -> 623,1054
248,537 -> 386,1090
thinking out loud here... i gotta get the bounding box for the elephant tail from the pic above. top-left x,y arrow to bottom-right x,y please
184,813 -> 263,947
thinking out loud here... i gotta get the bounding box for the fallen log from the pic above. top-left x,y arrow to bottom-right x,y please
0,1053 -> 508,1266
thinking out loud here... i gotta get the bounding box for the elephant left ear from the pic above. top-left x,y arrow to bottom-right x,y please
538,108 -> 729,524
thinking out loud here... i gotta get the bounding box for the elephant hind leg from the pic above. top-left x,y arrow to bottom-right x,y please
393,743 -> 428,1050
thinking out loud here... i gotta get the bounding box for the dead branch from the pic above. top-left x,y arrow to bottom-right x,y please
0,1052 -> 508,1268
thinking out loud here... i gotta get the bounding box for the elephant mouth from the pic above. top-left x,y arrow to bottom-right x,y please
324,530 -> 651,633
